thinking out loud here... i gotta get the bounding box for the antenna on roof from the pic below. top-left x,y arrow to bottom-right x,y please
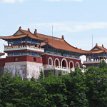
52,25 -> 53,36
28,28 -> 30,32
92,34 -> 93,48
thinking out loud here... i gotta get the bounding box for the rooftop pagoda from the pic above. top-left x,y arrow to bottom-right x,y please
83,43 -> 107,67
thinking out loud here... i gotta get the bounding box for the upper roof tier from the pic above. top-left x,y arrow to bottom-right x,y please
0,27 -> 43,41
0,27 -> 87,54
85,43 -> 107,54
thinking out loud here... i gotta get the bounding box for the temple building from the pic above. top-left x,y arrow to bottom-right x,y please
0,27 -> 86,79
83,43 -> 107,67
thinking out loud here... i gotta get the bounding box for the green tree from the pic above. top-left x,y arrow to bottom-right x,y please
41,75 -> 68,107
99,60 -> 107,68
85,66 -> 107,107
63,68 -> 88,107
0,73 -> 48,107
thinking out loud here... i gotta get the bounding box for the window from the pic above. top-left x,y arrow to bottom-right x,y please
61,58 -> 68,68
54,58 -> 60,67
48,57 -> 53,65
69,61 -> 74,68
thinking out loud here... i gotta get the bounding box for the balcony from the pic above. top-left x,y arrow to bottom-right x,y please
43,65 -> 74,73
4,45 -> 44,52
83,60 -> 101,65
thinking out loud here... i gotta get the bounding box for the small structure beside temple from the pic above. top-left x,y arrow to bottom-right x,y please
0,27 -> 86,79
83,43 -> 107,67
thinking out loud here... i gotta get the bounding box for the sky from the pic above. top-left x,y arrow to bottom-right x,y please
0,0 -> 107,55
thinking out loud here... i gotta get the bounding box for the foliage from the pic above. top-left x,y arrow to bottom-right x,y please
1,61 -> 107,107
62,68 -> 88,107
85,66 -> 107,107
0,73 -> 48,107
85,61 -> 107,107
99,60 -> 107,68
41,75 -> 68,107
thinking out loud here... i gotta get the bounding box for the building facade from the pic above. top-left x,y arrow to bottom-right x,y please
83,43 -> 107,67
0,27 -> 86,79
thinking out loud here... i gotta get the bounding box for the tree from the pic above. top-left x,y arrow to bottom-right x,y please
99,60 -> 107,68
41,75 -> 68,107
0,73 -> 48,107
62,68 -> 88,107
85,66 -> 107,107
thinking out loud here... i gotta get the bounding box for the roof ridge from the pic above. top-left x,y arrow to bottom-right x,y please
37,32 -> 62,40
20,29 -> 33,35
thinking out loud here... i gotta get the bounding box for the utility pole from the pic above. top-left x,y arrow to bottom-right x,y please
92,34 -> 93,48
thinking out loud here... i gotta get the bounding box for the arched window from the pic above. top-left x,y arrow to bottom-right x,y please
69,61 -> 74,68
54,58 -> 60,67
61,58 -> 68,68
48,57 -> 53,65
75,62 -> 80,68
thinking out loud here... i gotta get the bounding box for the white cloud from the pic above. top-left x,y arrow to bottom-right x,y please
0,0 -> 24,3
45,0 -> 83,2
35,22 -> 107,33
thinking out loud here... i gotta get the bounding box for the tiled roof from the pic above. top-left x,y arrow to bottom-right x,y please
0,27 -> 43,41
0,27 -> 87,54
37,33 -> 87,54
86,43 -> 107,54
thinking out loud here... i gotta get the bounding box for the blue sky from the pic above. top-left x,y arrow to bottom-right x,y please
0,0 -> 107,53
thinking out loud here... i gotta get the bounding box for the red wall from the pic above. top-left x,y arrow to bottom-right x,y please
0,54 -> 82,68
42,54 -> 81,67
5,56 -> 42,63
0,58 -> 5,67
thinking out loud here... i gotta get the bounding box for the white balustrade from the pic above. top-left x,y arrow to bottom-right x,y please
83,60 -> 101,64
4,45 -> 44,52
43,65 -> 72,73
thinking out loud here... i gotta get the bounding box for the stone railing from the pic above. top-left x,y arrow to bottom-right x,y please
4,45 -> 44,52
83,60 -> 100,64
43,65 -> 74,72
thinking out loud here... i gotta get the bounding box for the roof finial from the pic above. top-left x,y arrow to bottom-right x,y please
28,28 -> 30,32
19,26 -> 21,30
102,44 -> 104,48
62,35 -> 64,40
34,29 -> 37,35
96,43 -> 98,46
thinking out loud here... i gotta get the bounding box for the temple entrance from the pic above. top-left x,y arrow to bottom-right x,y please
69,61 -> 74,68
62,59 -> 67,68
48,57 -> 53,65
55,59 -> 60,67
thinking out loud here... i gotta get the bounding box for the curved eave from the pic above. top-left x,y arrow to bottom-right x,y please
84,50 -> 107,55
61,40 -> 88,54
46,39 -> 87,54
0,34 -> 44,41
0,35 -> 26,40
47,43 -> 87,55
